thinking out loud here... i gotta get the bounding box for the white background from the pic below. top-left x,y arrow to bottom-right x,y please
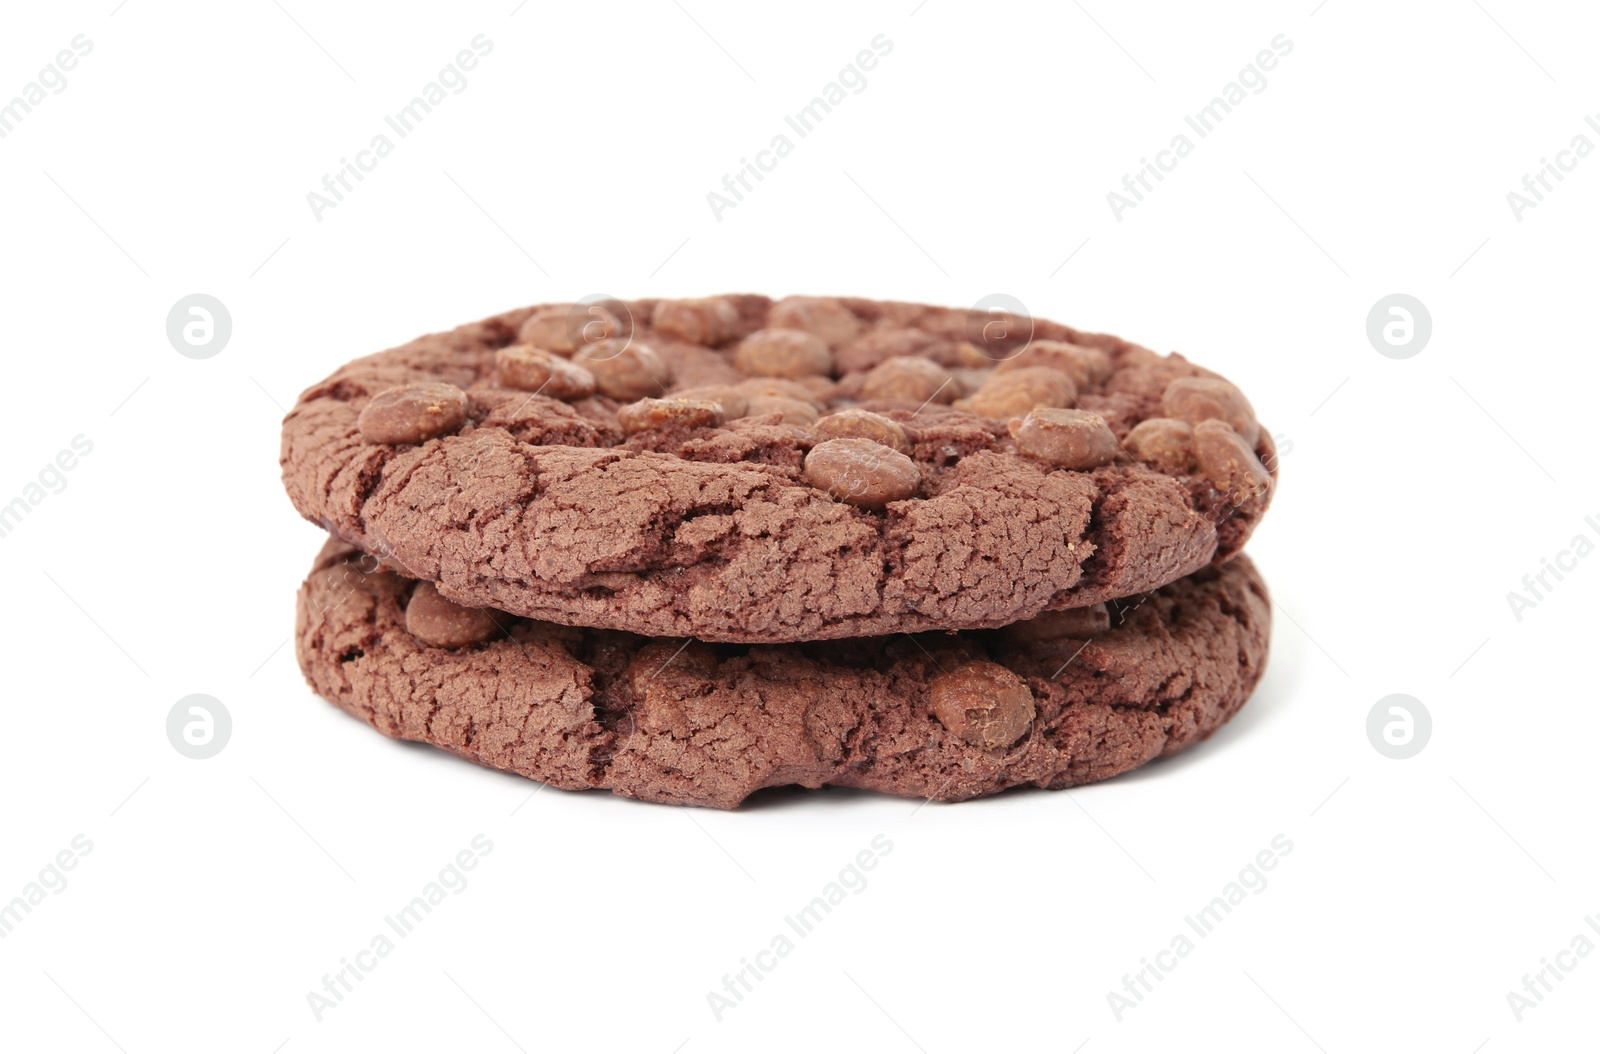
1,1 -> 1596,1051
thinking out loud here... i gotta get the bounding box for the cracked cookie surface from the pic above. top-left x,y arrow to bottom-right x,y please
296,537 -> 1272,809
281,295 -> 1276,642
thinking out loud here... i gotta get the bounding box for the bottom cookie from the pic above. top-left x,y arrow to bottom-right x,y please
295,538 -> 1271,808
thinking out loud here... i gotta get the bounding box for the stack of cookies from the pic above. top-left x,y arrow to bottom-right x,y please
281,295 -> 1275,808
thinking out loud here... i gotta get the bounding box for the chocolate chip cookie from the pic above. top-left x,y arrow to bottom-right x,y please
295,537 -> 1272,809
281,295 -> 1276,643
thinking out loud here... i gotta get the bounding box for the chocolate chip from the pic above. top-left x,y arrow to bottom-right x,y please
618,397 -> 724,434
517,302 -> 620,354
734,328 -> 834,379
357,383 -> 468,445
1009,408 -> 1119,469
949,341 -> 999,368
624,640 -> 722,733
965,307 -> 1035,361
405,581 -> 503,647
804,437 -> 920,509
955,367 -> 1077,420
743,395 -> 819,425
1160,376 -> 1260,445
1125,417 -> 1194,474
768,296 -> 861,345
812,409 -> 912,455
1256,430 -> 1280,477
1002,604 -> 1112,644
651,297 -> 740,346
574,340 -> 673,401
626,640 -> 719,694
834,326 -> 936,374
495,344 -> 597,400
673,385 -> 749,420
929,660 -> 1035,750
996,340 -> 1112,389
516,305 -> 576,354
736,377 -> 823,406
950,367 -> 994,396
860,356 -> 955,406
1193,420 -> 1273,506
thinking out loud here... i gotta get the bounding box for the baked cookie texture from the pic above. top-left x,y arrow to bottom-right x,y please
296,538 -> 1272,809
281,295 -> 1276,643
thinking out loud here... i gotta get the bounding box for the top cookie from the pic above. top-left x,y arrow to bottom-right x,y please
280,295 -> 1276,643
